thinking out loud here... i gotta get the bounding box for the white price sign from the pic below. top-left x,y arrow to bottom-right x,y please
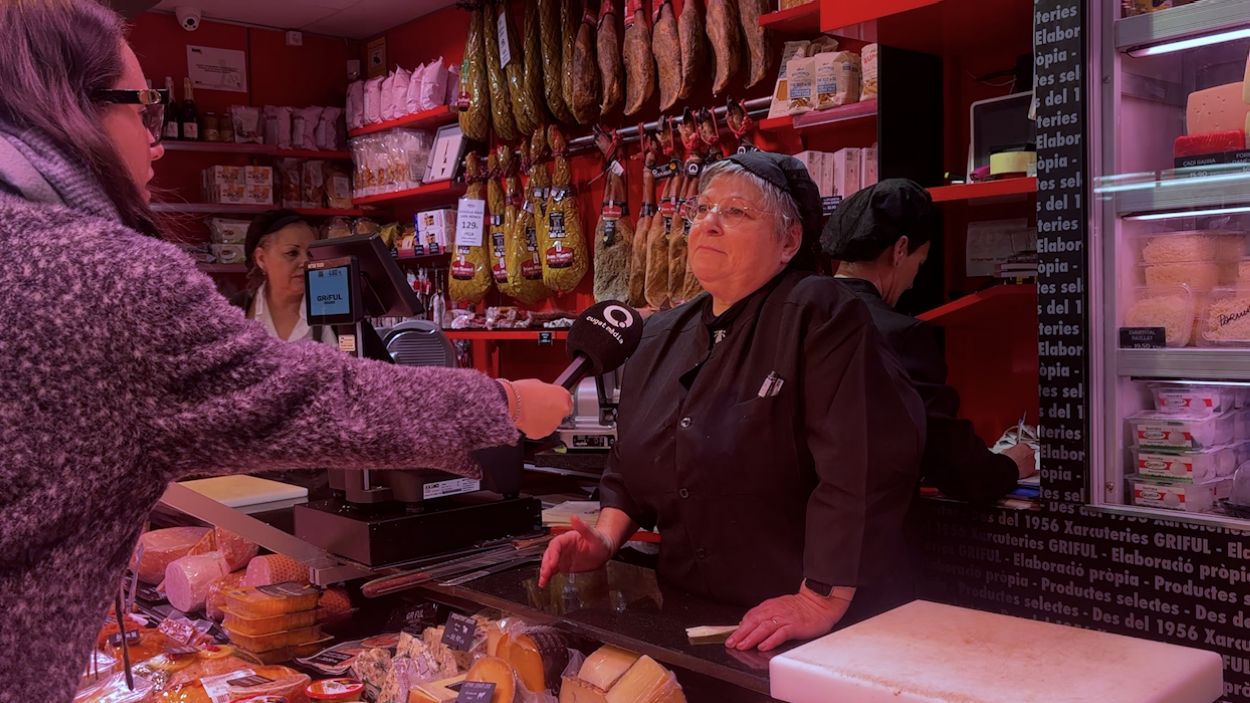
497,10 -> 512,68
456,198 -> 487,248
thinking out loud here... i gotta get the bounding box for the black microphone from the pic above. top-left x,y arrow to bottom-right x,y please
553,301 -> 645,389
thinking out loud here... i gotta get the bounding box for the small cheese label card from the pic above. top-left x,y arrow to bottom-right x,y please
442,612 -> 478,651
1119,327 -> 1165,349
456,681 -> 496,702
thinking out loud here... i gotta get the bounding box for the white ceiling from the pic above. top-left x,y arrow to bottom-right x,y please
153,0 -> 458,40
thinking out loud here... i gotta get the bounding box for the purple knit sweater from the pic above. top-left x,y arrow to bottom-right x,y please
0,194 -> 518,702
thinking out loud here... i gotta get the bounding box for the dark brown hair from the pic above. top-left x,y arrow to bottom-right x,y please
0,0 -> 160,236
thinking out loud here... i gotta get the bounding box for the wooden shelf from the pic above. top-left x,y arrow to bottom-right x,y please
152,203 -> 365,216
917,284 -> 1036,327
444,330 -> 570,341
348,105 -> 457,138
196,263 -> 246,274
759,3 -> 821,34
353,180 -> 466,208
161,141 -> 351,160
928,177 -> 1037,203
760,100 -> 878,132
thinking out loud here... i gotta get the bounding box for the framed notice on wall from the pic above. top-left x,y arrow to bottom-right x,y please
187,46 -> 248,93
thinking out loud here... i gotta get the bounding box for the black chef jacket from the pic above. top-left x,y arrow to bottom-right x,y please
600,269 -> 925,613
836,277 -> 1017,503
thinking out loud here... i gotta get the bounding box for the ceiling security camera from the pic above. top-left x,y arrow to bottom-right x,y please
176,7 -> 202,31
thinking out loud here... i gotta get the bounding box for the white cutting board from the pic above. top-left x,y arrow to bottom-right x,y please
770,600 -> 1223,703
178,475 -> 308,511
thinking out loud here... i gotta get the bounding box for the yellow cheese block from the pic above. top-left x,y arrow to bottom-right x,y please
578,646 -> 640,691
501,628 -> 571,693
559,675 -> 609,703
466,656 -> 519,703
408,673 -> 467,703
604,656 -> 687,703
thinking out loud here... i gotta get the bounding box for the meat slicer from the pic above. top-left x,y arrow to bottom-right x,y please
556,369 -> 622,451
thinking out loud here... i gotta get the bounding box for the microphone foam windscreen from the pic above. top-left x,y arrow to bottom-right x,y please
566,301 -> 645,375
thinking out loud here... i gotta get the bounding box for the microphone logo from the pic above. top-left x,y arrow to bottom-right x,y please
602,305 -> 635,329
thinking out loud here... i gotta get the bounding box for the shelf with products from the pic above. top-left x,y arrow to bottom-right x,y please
1115,0 -> 1250,54
928,177 -> 1037,203
1107,169 -> 1250,219
758,2 -> 821,35
759,100 -> 878,133
347,105 -> 457,139
160,141 -> 352,160
152,203 -> 366,217
196,263 -> 247,274
1118,349 -> 1250,380
916,284 -> 1036,327
352,180 -> 467,208
816,0 -> 1032,57
394,252 -> 451,266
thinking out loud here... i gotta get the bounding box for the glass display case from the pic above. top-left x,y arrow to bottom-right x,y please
1096,0 -> 1250,524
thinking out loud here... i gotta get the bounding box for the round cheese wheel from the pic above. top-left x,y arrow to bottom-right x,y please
466,656 -> 518,703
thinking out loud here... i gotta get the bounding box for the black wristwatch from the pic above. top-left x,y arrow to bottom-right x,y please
804,578 -> 834,597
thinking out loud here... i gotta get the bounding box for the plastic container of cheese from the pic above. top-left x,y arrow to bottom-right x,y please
306,678 -> 366,702
225,625 -> 325,653
1138,230 -> 1246,265
236,637 -> 333,666
1197,287 -> 1250,347
1128,410 -> 1237,449
222,607 -> 322,636
1149,382 -> 1238,415
1124,285 -> 1199,347
1127,474 -> 1230,513
1140,259 -> 1238,291
1133,444 -> 1241,481
225,583 -> 321,618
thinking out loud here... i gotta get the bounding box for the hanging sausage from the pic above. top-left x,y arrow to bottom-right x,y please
449,152 -> 493,304
597,0 -> 624,116
541,125 -> 590,294
458,3 -> 491,141
622,0 -> 657,117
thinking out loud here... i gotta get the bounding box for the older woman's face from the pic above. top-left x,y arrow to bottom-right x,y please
255,223 -> 317,298
101,43 -> 164,202
688,174 -> 801,296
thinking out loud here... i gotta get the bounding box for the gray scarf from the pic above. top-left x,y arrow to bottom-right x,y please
0,124 -> 120,221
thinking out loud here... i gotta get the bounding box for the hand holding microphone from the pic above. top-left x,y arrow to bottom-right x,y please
501,301 -> 645,440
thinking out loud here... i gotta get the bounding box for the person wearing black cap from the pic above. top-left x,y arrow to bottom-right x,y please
822,179 -> 1037,503
540,152 -> 925,651
231,210 -> 390,362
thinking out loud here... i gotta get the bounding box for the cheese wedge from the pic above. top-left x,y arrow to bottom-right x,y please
409,673 -> 467,703
1187,82 -> 1250,135
465,656 -> 518,703
578,645 -> 640,691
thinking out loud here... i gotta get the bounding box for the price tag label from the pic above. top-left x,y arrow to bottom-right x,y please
456,198 -> 487,247
456,681 -> 496,702
820,195 -> 843,216
441,612 -> 478,652
497,10 -> 512,67
1119,327 -> 1165,349
538,331 -> 554,346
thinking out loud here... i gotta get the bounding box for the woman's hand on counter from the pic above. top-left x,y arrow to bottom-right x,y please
725,585 -> 855,652
499,378 -> 574,439
538,509 -> 636,587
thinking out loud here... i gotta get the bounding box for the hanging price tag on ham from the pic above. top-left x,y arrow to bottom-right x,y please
456,198 -> 487,247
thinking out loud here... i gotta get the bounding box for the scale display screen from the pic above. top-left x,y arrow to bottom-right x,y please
307,265 -> 353,320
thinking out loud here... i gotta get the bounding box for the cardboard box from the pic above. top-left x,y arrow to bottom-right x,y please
415,208 -> 456,256
861,144 -> 878,188
204,166 -> 246,204
831,148 -> 862,196
245,165 -> 274,206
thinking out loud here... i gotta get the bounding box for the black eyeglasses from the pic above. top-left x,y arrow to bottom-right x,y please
93,88 -> 169,146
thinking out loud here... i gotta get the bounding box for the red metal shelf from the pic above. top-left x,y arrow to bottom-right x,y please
444,330 -> 570,341
161,141 -> 352,160
395,253 -> 451,265
759,3 -> 821,34
352,180 -> 467,208
152,203 -> 365,216
928,177 -> 1037,203
348,105 -> 457,138
761,100 -> 878,132
819,0 -> 1032,57
917,284 -> 1036,327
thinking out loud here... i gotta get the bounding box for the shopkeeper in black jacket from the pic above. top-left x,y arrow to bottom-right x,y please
821,179 -> 1037,503
540,153 -> 925,652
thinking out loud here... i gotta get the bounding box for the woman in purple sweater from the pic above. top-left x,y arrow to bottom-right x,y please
0,2 -> 571,700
